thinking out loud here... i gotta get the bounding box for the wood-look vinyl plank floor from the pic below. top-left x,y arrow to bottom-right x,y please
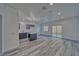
4,37 -> 79,56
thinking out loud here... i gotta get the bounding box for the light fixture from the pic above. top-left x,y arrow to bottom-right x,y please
57,12 -> 61,15
50,3 -> 53,6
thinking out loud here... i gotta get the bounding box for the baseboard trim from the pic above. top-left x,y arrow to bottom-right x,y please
39,34 -> 52,37
39,34 -> 79,43
62,38 -> 79,43
1,47 -> 19,56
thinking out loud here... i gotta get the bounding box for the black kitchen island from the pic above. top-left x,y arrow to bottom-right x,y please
28,33 -> 37,41
19,32 -> 37,41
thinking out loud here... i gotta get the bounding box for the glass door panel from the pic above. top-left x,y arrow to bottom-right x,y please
56,26 -> 62,38
52,25 -> 62,38
52,26 -> 57,37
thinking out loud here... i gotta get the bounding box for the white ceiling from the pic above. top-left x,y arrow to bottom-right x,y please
7,3 -> 53,21
6,3 -> 79,24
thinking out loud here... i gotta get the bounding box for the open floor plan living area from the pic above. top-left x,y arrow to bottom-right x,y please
0,3 -> 79,56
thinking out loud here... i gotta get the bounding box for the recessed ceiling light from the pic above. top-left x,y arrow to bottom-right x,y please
50,3 -> 53,5
57,12 -> 61,15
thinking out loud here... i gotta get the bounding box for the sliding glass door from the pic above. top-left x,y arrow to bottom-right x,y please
52,25 -> 62,38
56,26 -> 62,37
52,26 -> 57,37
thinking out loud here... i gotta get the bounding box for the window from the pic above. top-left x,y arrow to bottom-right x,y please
44,26 -> 48,32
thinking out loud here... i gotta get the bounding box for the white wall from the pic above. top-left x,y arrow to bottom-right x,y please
51,18 -> 77,41
0,14 -> 2,54
3,5 -> 19,53
0,4 -> 19,53
0,4 -> 4,55
77,17 -> 79,40
40,16 -> 78,41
